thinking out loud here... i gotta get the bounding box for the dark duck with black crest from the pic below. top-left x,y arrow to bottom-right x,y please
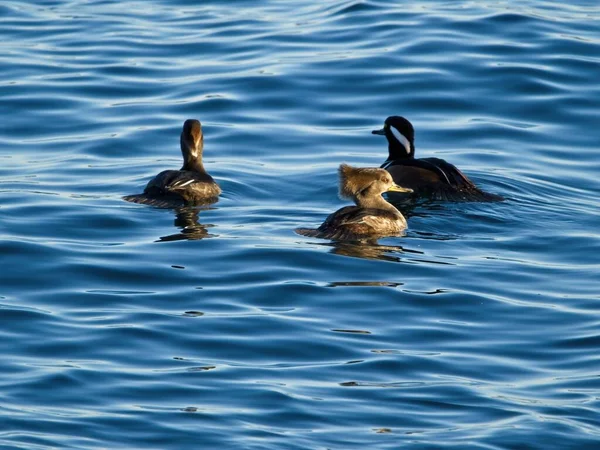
372,116 -> 503,202
296,164 -> 413,241
124,119 -> 221,206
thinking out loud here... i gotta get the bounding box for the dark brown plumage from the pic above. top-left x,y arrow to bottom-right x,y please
372,116 -> 503,202
296,164 -> 412,241
124,119 -> 221,206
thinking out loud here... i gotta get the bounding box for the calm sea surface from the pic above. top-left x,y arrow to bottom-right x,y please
1,1 -> 599,448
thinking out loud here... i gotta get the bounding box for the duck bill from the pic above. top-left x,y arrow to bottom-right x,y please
387,183 -> 413,193
371,128 -> 386,135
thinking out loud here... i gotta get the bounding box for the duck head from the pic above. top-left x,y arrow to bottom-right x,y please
339,164 -> 412,208
372,116 -> 415,159
180,119 -> 204,168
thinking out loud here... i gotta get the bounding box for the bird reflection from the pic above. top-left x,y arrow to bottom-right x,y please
315,240 -> 423,263
328,281 -> 403,288
156,206 -> 216,242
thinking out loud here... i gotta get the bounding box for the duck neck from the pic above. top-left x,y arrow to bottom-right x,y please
388,141 -> 413,160
181,156 -> 206,173
355,193 -> 400,216
180,138 -> 206,173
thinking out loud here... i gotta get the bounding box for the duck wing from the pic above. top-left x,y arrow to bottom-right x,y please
121,170 -> 185,206
142,170 -> 184,196
145,170 -> 216,194
124,170 -> 220,206
385,158 -> 503,202
161,171 -> 221,202
296,207 -> 403,241
421,158 -> 504,201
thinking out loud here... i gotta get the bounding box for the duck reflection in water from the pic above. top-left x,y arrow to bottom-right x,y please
156,206 -> 217,242
320,241 -> 417,263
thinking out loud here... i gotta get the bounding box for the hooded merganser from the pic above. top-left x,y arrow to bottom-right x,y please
295,164 -> 412,241
123,119 -> 221,206
372,116 -> 503,202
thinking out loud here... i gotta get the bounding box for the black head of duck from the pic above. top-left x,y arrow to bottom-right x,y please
372,115 -> 416,159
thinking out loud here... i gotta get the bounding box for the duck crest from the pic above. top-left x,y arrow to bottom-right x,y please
339,164 -> 380,199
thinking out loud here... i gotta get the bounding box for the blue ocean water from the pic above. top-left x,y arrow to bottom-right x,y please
1,0 -> 599,448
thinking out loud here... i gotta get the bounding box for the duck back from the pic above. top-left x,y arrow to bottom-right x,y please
384,158 -> 503,202
124,170 -> 221,206
296,206 -> 405,241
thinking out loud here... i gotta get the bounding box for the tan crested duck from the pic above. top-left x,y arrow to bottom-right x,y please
372,116 -> 503,202
296,164 -> 412,240
124,119 -> 221,206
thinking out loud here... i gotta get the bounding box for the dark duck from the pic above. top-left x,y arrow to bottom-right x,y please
372,116 -> 503,202
124,119 -> 221,206
296,164 -> 412,241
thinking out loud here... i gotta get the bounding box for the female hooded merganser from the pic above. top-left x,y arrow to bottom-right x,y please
124,119 -> 221,206
296,164 -> 412,241
372,116 -> 503,202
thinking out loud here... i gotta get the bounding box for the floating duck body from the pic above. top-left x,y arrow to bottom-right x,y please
373,116 -> 502,202
296,164 -> 412,241
124,119 -> 221,206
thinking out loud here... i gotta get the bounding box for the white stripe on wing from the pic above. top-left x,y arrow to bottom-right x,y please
171,179 -> 195,188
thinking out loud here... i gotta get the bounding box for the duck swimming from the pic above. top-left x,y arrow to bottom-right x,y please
124,119 -> 221,206
372,116 -> 503,202
296,164 -> 412,241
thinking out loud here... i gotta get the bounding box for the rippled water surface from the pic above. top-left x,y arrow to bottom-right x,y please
1,1 -> 600,448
